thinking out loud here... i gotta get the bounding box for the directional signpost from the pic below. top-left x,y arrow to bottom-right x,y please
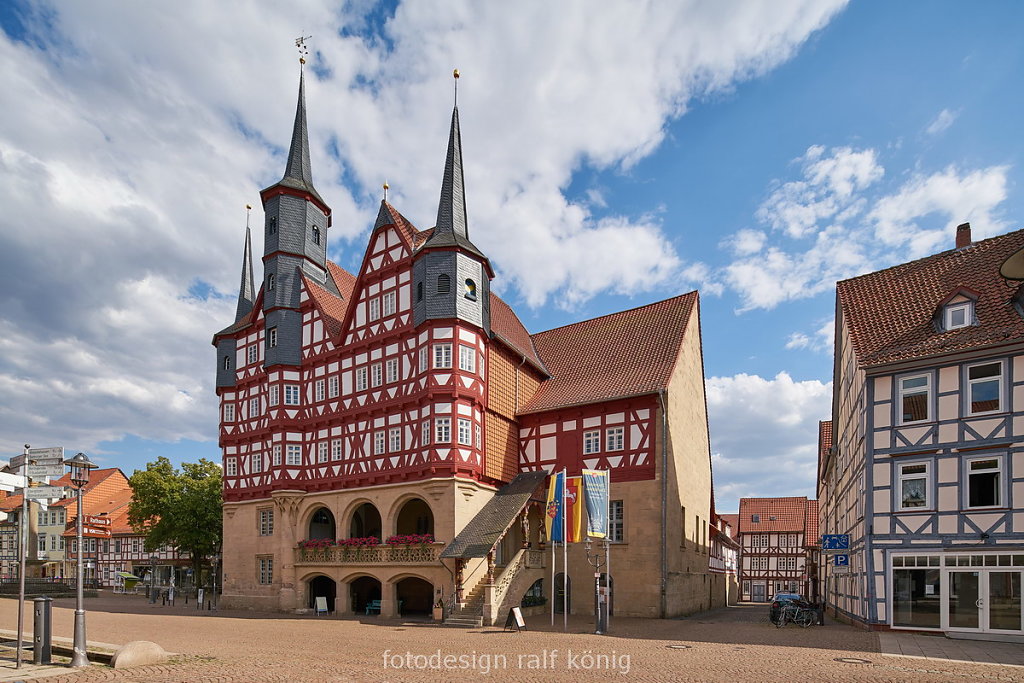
26,464 -> 64,481
833,553 -> 850,574
23,486 -> 65,500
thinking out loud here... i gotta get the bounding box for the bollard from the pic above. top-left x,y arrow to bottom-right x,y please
32,596 -> 52,665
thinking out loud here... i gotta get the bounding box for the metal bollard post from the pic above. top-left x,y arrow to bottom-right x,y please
32,596 -> 52,665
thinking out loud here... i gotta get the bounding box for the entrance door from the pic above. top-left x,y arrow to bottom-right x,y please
751,583 -> 766,602
947,569 -> 1023,634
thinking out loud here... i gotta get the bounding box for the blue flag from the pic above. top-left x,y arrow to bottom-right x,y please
582,469 -> 609,538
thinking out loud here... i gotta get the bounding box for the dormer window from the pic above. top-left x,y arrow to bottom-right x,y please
312,226 -> 321,245
751,513 -> 760,524
945,302 -> 971,330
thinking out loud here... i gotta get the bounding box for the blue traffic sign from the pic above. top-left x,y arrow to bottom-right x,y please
821,534 -> 850,551
834,554 -> 850,567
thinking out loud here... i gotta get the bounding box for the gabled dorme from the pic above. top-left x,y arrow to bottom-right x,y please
932,286 -> 980,332
260,68 -> 333,368
413,102 -> 493,335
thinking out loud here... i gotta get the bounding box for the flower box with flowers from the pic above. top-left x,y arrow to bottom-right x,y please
384,533 -> 435,546
297,538 -> 337,561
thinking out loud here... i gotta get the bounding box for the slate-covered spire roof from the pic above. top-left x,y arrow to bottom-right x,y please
234,224 -> 255,322
423,105 -> 485,259
263,68 -> 327,208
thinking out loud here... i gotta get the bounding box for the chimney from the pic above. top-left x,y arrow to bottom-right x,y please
956,222 -> 972,249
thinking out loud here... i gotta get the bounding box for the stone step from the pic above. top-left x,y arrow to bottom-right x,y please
443,617 -> 482,628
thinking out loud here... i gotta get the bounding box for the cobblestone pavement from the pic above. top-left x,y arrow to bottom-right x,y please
0,596 -> 1020,682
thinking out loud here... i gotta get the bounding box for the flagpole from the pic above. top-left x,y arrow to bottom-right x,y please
562,467 -> 567,632
550,471 -> 555,628
605,469 -> 611,632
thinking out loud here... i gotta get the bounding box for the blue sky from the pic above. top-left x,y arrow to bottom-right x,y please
0,1 -> 1021,513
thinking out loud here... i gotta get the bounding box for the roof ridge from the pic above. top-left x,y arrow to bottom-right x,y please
838,226 -> 1024,287
532,290 -> 699,338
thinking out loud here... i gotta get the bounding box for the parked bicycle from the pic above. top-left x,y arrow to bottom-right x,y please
774,602 -> 816,628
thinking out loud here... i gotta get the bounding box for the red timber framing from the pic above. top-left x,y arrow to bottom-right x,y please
517,395 -> 658,481
219,219 -> 500,502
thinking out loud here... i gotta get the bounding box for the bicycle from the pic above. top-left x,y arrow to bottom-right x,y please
775,603 -> 816,628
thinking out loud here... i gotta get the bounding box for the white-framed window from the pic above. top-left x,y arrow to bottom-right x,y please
267,272 -> 275,291
751,534 -> 768,548
435,417 -> 451,443
223,403 -> 235,422
272,444 -> 282,466
966,456 -> 1002,509
386,358 -> 399,384
609,500 -> 624,543
421,421 -> 431,446
945,302 -> 972,330
249,397 -> 260,418
225,458 -> 237,477
605,426 -> 624,451
284,385 -> 300,406
368,297 -> 380,321
475,423 -> 481,449
269,385 -> 280,406
433,343 -> 452,369
382,290 -> 396,316
966,361 -> 1002,415
897,460 -> 931,510
374,431 -> 386,455
258,509 -> 274,536
268,327 -> 278,348
457,418 -> 472,446
458,345 -> 476,373
751,556 -> 768,571
356,367 -> 368,392
286,445 -> 302,466
389,427 -> 401,452
371,363 -> 383,387
328,375 -> 339,398
250,452 -> 262,473
583,430 -> 600,455
780,556 -> 797,571
315,379 -> 325,402
223,355 -> 231,371
418,347 -> 428,373
247,344 -> 258,365
898,373 -> 931,424
258,556 -> 273,585
331,439 -> 343,460
317,442 -> 328,463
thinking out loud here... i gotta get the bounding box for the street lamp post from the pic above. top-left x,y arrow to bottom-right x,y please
211,552 -> 220,611
64,452 -> 96,668
584,539 -> 608,635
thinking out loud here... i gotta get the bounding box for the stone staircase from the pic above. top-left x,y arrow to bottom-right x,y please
443,581 -> 485,628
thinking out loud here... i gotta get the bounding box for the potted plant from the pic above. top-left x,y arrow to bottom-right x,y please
432,599 -> 444,621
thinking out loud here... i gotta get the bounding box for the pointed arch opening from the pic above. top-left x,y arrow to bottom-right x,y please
395,498 -> 434,537
307,507 -> 335,540
350,502 -> 382,540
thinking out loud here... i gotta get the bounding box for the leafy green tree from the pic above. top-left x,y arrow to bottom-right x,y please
128,457 -> 222,582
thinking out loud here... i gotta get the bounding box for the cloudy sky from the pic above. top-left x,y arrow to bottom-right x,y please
1,1 -> 1022,512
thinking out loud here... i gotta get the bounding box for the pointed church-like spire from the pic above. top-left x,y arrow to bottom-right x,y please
425,69 -> 484,258
235,206 -> 256,322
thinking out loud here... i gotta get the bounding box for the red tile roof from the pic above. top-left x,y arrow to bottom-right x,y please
306,276 -> 349,337
737,497 -> 816,534
806,499 -> 819,544
489,293 -> 546,372
719,513 -> 739,540
837,228 -> 1024,367
818,421 -> 832,459
326,261 -> 356,303
518,292 -> 698,415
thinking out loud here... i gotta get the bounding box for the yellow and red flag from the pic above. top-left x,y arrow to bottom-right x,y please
564,476 -> 583,543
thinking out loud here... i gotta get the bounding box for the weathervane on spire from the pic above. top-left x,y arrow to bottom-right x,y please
383,181 -> 389,202
296,34 -> 312,65
453,68 -> 460,106
245,204 -> 252,229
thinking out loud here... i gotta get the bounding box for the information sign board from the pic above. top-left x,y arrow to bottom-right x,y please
820,534 -> 850,551
26,464 -> 64,480
24,486 -> 65,500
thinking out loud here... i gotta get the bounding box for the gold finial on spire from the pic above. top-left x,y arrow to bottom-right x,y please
245,204 -> 252,228
453,68 -> 460,106
296,34 -> 312,65
383,181 -> 389,202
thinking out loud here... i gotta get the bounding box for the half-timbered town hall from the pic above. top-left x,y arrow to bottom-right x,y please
213,66 -> 720,622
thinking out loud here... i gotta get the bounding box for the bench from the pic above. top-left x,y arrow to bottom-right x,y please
364,599 -> 402,615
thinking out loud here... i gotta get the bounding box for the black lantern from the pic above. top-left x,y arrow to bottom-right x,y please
64,452 -> 96,489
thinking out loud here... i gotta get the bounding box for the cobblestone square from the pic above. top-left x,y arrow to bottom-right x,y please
0,595 -> 1020,682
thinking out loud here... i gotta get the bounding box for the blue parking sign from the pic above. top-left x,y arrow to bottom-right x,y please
820,534 -> 850,550
834,554 -> 850,567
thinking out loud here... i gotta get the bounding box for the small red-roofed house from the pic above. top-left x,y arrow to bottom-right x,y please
734,497 -> 818,602
212,71 -> 720,620
823,222 -> 1024,636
